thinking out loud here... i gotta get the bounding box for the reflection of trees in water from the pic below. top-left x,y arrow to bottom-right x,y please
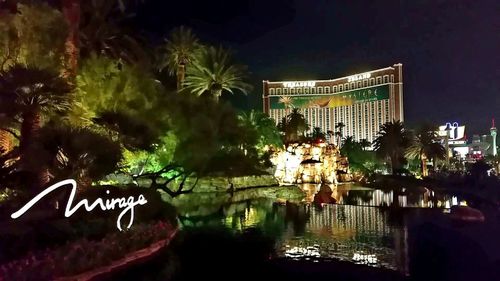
342,190 -> 374,205
284,202 -> 310,236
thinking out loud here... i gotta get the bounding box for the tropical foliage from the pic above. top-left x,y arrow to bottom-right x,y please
278,108 -> 309,143
158,26 -> 200,90
373,121 -> 412,174
405,124 -> 445,176
0,3 -> 68,71
183,46 -> 252,101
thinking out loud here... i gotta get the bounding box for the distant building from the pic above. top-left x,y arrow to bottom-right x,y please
438,122 -> 468,159
262,64 -> 404,144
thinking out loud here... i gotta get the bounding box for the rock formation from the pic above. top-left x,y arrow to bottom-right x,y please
271,142 -> 351,184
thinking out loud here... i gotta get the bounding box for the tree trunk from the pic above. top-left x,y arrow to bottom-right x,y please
20,109 -> 41,155
421,153 -> 428,177
212,89 -> 222,102
61,0 -> 80,78
0,129 -> 12,155
177,64 -> 185,91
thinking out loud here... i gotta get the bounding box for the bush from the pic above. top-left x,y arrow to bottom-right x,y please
0,221 -> 176,281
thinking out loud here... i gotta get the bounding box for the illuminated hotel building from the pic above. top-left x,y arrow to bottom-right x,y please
263,64 -> 404,144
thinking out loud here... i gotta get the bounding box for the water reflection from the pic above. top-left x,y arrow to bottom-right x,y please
175,184 -> 469,276
302,183 -> 466,209
276,204 -> 409,274
178,195 -> 410,274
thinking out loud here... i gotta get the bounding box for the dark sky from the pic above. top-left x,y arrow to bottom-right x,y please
134,0 -> 499,135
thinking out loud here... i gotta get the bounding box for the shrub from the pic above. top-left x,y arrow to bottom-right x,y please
0,221 -> 176,281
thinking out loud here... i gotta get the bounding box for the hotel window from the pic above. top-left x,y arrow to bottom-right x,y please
277,88 -> 282,94
318,87 -> 323,94
345,83 -> 349,90
297,88 -> 303,94
269,88 -> 275,95
284,88 -> 289,94
333,86 -> 337,93
311,87 -> 316,94
383,75 -> 389,83
357,81 -> 361,88
304,87 -> 309,94
363,80 -> 368,87
339,85 -> 343,91
351,82 -> 355,89
370,78 -> 375,86
376,77 -> 382,84
391,75 -> 394,83
325,87 -> 330,94
291,88 -> 296,94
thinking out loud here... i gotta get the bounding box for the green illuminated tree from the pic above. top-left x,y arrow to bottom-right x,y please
373,121 -> 412,174
183,46 -> 252,102
71,55 -> 165,128
158,26 -> 201,90
238,110 -> 282,152
0,3 -> 68,72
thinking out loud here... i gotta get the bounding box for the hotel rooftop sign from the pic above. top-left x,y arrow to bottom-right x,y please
283,81 -> 316,88
347,72 -> 371,82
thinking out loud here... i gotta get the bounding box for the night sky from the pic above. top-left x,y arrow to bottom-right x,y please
134,0 -> 499,135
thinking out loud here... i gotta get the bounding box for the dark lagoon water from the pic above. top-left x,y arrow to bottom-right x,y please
175,183 -> 482,276
116,183 -> 500,281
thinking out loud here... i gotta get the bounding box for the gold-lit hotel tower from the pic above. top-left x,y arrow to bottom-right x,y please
263,64 -> 404,145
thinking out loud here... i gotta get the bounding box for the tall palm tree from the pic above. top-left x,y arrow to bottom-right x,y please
159,26 -> 200,91
373,120 -> 412,174
311,127 -> 326,141
287,108 -> 309,142
61,0 -> 80,78
327,130 -> 334,144
279,96 -> 293,115
359,139 -> 371,151
0,65 -> 73,155
405,124 -> 445,176
183,46 -> 252,102
335,122 -> 345,147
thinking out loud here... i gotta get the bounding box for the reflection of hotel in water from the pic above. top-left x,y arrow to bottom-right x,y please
263,64 -> 404,143
279,204 -> 409,275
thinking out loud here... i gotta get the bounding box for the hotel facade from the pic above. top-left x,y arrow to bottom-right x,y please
263,64 -> 404,144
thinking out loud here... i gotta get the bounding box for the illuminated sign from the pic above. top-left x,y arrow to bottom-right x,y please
11,179 -> 147,231
270,84 -> 389,109
283,81 -> 316,88
347,72 -> 371,82
438,122 -> 465,141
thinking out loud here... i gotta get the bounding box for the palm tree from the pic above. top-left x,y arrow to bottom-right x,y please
405,124 -> 444,176
238,110 -> 282,149
279,96 -> 293,115
79,0 -> 149,65
373,120 -> 412,174
183,46 -> 252,102
287,108 -> 309,142
335,122 -> 345,147
327,130 -> 334,144
159,26 -> 200,91
359,139 -> 371,151
61,0 -> 80,78
311,127 -> 326,141
0,65 -> 73,155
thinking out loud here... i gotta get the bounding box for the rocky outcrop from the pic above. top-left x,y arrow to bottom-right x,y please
271,142 -> 351,184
